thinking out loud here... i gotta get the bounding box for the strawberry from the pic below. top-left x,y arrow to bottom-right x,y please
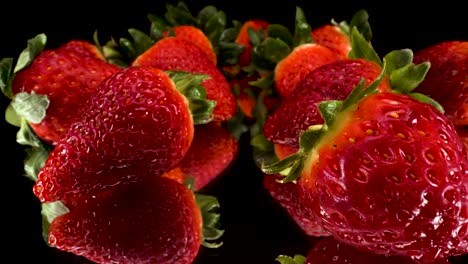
311,24 -> 351,57
5,34 -> 120,144
132,37 -> 237,121
412,40 -> 468,126
264,58 -> 391,149
235,19 -> 270,67
274,44 -> 343,98
45,176 -> 202,264
163,121 -> 239,191
276,237 -> 452,264
264,173 -> 330,237
33,66 -> 215,203
163,25 -> 217,65
263,70 -> 468,263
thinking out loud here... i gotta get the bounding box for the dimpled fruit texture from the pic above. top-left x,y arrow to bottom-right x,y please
273,43 -> 343,99
48,176 -> 202,264
300,93 -> 468,262
264,58 -> 390,148
311,25 -> 352,58
12,46 -> 120,144
133,37 -> 237,122
263,173 -> 330,237
34,66 -> 194,203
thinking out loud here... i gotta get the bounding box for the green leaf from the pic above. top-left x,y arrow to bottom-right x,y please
227,108 -> 249,140
383,49 -> 413,74
14,33 -> 47,73
183,176 -> 195,192
127,28 -> 155,58
196,193 -> 224,248
267,24 -> 294,47
24,146 -> 51,182
348,27 -> 381,65
409,92 -> 445,113
261,152 -> 304,176
41,201 -> 69,245
276,254 -> 306,264
248,72 -> 274,89
201,9 -> 226,45
293,6 -> 312,47
349,9 -> 372,41
165,2 -> 198,26
318,100 -> 343,128
17,119 -> 42,148
11,92 -> 49,124
0,57 -> 14,99
390,61 -> 430,94
254,38 -> 291,64
299,125 -> 324,153
5,103 -> 21,127
168,71 -> 216,124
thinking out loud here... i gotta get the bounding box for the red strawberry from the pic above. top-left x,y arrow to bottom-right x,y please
33,66 -> 214,203
46,176 -> 202,264
163,25 -> 217,65
456,126 -> 468,151
264,88 -> 468,262
11,38 -> 120,144
163,121 -> 239,191
236,19 -> 270,67
132,37 -> 237,121
311,24 -> 351,57
264,173 -> 330,237
264,58 -> 391,148
412,40 -> 468,126
274,143 -> 299,160
276,237 -> 451,264
274,43 -> 343,98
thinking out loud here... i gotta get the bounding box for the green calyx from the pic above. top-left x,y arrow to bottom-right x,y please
196,193 -> 224,248
332,9 -> 372,44
166,71 -> 216,125
41,201 -> 69,245
276,254 -> 306,264
261,63 -> 387,183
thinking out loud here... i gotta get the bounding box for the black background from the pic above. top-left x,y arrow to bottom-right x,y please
2,0 -> 468,263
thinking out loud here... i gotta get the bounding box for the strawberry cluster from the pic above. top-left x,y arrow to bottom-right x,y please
1,1 -> 468,264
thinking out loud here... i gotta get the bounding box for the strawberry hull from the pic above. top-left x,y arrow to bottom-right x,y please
48,176 -> 202,264
299,93 -> 468,261
34,67 -> 194,203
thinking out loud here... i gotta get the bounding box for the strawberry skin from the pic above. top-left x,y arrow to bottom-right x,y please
164,25 -> 217,65
311,24 -> 351,58
133,37 -> 237,121
274,43 -> 343,98
236,20 -> 270,67
264,173 -> 330,237
12,40 -> 120,144
304,237 -> 451,264
299,92 -> 468,261
178,121 -> 239,191
34,66 -> 194,203
413,40 -> 468,126
48,176 -> 202,264
264,58 -> 391,148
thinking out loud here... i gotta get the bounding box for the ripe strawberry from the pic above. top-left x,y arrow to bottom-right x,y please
276,236 -> 452,264
264,173 -> 330,237
163,121 -> 239,191
264,86 -> 468,262
9,36 -> 120,144
235,19 -> 270,67
163,25 -> 217,65
412,40 -> 468,126
46,176 -> 202,264
33,66 -> 215,203
132,37 -> 237,121
311,24 -> 351,57
264,58 -> 391,148
273,43 -> 343,99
